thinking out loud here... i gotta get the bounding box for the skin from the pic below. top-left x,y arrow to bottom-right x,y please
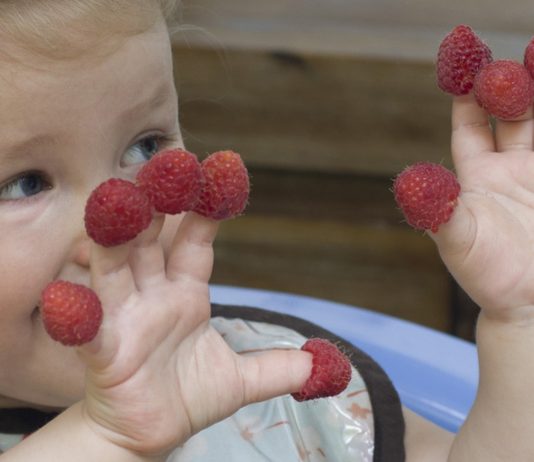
429,99 -> 534,461
0,16 -> 183,409
0,14 -> 312,458
1,9 -> 533,462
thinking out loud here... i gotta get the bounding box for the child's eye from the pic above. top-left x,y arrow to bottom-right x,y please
0,172 -> 50,201
122,135 -> 167,166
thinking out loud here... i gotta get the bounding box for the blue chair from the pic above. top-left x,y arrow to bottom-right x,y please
210,284 -> 478,433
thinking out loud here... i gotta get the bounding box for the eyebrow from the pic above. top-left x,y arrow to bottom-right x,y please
0,134 -> 60,164
0,82 -> 173,163
118,82 -> 172,122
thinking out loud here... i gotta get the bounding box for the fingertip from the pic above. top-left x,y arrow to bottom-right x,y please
495,106 -> 534,152
89,240 -> 136,306
90,241 -> 131,278
287,349 -> 314,395
166,212 -> 220,283
240,349 -> 313,405
176,212 -> 220,247
426,197 -> 476,255
451,93 -> 488,129
451,93 -> 494,166
90,214 -> 165,275
132,213 -> 165,249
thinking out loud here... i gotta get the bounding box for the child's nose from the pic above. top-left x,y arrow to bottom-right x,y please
72,233 -> 91,268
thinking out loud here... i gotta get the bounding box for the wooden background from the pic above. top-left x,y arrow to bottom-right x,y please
169,1 -> 531,340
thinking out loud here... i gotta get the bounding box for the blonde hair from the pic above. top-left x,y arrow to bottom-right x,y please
0,0 -> 181,60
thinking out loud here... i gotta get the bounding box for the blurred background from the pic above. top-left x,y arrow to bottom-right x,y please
170,0 -> 533,341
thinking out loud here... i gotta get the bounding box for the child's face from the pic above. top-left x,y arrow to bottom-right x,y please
0,18 -> 183,409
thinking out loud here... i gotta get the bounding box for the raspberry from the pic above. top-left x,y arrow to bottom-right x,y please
436,25 -> 492,96
85,178 -> 153,247
194,150 -> 250,220
136,149 -> 203,215
474,60 -> 534,120
524,37 -> 534,78
393,162 -> 460,233
40,280 -> 103,346
291,338 -> 352,402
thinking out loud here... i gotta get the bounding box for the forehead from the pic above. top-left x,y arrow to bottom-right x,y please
0,20 -> 174,134
0,0 -> 165,60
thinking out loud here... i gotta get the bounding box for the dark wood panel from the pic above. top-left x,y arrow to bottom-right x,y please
173,45 -> 453,177
210,170 -> 452,331
173,41 -> 475,337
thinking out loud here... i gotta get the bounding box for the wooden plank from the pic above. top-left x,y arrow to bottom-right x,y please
178,0 -> 534,33
210,170 -> 452,331
174,45 -> 453,176
170,4 -> 484,334
175,0 -> 532,61
212,214 -> 451,331
245,169 -> 402,225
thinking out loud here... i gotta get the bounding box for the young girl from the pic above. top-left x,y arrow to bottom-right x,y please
0,1 -> 532,461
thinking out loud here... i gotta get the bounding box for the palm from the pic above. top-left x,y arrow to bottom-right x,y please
77,213 -> 309,455
83,285 -> 228,453
434,95 -> 534,319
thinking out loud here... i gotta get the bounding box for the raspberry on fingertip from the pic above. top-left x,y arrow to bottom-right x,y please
474,60 -> 534,120
136,148 -> 203,215
84,178 -> 154,247
41,280 -> 103,346
291,338 -> 352,402
436,25 -> 492,96
393,162 -> 460,233
194,150 -> 250,220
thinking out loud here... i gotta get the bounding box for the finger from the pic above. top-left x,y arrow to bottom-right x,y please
128,214 -> 166,291
166,212 -> 219,284
239,349 -> 312,405
451,94 -> 494,169
90,241 -> 136,310
86,217 -> 168,364
426,195 -> 476,266
495,107 -> 534,152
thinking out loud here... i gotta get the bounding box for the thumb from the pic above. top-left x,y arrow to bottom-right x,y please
427,195 -> 477,262
238,349 -> 312,404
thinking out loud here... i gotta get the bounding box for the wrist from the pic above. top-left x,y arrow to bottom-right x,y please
4,402 -> 167,462
478,303 -> 534,326
452,307 -> 534,461
78,401 -> 169,462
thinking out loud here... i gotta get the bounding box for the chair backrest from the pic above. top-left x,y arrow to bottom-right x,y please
210,284 -> 478,433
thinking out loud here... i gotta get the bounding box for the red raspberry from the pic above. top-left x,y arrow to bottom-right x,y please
393,162 -> 460,233
436,25 -> 492,95
194,150 -> 250,220
136,149 -> 203,215
474,60 -> 534,120
524,37 -> 534,79
85,178 -> 153,247
291,338 -> 352,402
40,280 -> 103,346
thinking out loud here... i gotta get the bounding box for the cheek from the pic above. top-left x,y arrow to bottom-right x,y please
0,223 -> 65,323
0,245 -> 45,320
0,229 -> 86,407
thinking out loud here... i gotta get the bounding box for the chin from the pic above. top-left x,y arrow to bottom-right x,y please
25,320 -> 88,408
